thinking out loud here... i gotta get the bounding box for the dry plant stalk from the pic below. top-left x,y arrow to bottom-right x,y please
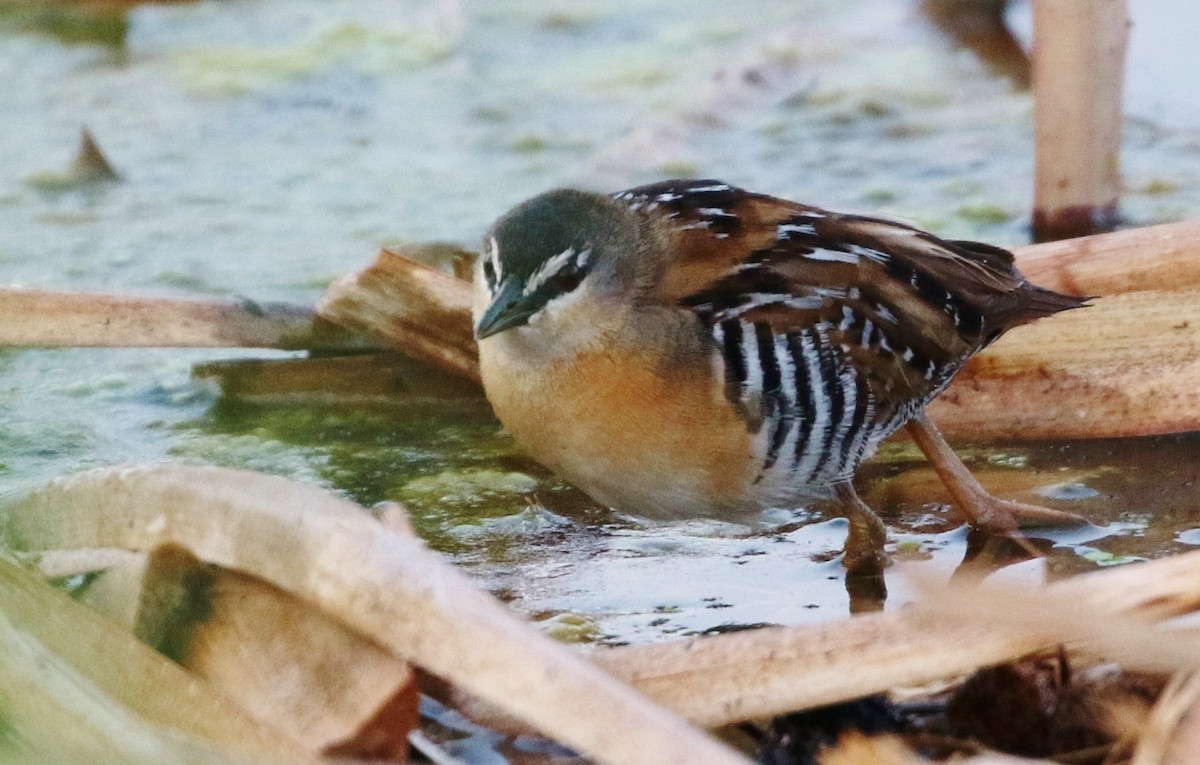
919,0 -> 1029,87
13,466 -> 1200,750
4,465 -> 750,765
1130,672 -> 1200,765
819,733 -> 925,765
1013,219 -> 1200,297
820,732 -> 1051,765
585,548 -> 1200,729
77,547 -> 418,759
927,288 -> 1200,440
589,608 -> 1046,729
1031,0 -> 1128,241
0,551 -> 319,765
912,577 -> 1200,675
193,354 -> 483,404
0,288 -> 370,351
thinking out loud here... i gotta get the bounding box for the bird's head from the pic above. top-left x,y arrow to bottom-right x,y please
473,189 -> 642,343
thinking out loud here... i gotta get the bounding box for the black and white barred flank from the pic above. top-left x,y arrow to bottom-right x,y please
710,318 -> 933,487
613,178 -> 1082,487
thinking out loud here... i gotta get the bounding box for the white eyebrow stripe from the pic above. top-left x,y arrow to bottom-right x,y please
487,236 -> 502,283
522,245 -> 592,296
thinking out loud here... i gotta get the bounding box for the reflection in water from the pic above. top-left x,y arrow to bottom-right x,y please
461,433 -> 1200,643
844,561 -> 888,615
168,363 -> 1200,645
171,378 -> 1200,642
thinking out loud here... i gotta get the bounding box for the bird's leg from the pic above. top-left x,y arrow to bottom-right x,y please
832,482 -> 890,572
831,482 -> 889,611
906,411 -> 1087,534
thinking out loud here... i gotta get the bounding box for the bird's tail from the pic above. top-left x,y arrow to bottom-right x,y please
1008,283 -> 1092,326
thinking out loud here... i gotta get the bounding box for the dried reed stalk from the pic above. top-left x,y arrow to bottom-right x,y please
587,548 -> 1200,728
193,354 -> 483,404
927,288 -> 1200,440
919,0 -> 1029,87
0,551 -> 319,765
5,465 -> 750,765
1032,0 -> 1129,241
822,733 -> 1047,765
1014,218 -> 1200,297
77,547 -> 418,758
14,465 -> 1200,747
1128,672 -> 1200,765
0,288 -> 371,351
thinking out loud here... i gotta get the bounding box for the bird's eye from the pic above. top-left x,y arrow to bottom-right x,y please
482,259 -> 497,287
546,266 -> 585,295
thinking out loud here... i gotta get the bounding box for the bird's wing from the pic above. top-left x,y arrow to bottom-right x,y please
617,179 -> 1082,360
613,179 -> 1085,448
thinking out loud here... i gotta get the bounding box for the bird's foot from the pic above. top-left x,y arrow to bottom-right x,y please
955,491 -> 1088,535
945,488 -> 1086,559
905,411 -> 1089,554
842,507 -> 890,572
833,483 -> 891,573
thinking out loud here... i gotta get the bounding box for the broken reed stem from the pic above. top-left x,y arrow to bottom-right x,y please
1032,0 -> 1129,242
6,466 -> 749,765
1012,218 -> 1200,297
587,548 -> 1200,729
0,552 -> 319,765
8,220 -> 1200,440
919,0 -> 1030,88
0,288 -> 374,352
926,288 -> 1200,440
315,246 -> 480,383
589,609 -> 1044,729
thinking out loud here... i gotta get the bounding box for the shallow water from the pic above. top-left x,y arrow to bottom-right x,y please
2,0 -> 1200,645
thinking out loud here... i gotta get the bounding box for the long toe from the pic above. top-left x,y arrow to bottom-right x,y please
966,495 -> 1089,533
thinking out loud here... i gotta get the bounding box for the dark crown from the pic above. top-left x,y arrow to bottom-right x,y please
476,189 -> 629,339
488,189 -> 628,280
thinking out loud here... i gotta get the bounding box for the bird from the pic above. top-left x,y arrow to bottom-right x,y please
471,179 -> 1087,569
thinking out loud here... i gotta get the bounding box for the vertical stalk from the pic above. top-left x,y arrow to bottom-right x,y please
1032,0 -> 1129,242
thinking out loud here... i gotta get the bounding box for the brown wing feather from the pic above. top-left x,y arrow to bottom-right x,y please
621,180 -> 1084,349
617,179 -> 1086,419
